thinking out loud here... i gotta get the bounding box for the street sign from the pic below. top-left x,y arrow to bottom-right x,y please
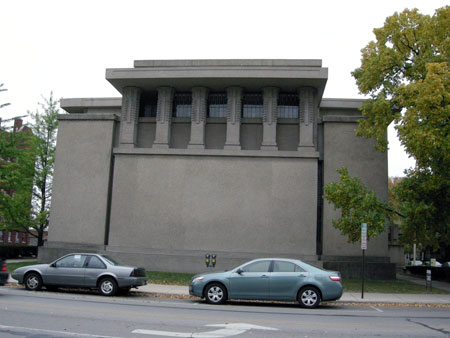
361,223 -> 367,250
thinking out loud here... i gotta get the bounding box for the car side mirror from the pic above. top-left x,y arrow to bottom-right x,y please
50,263 -> 56,268
236,268 -> 243,274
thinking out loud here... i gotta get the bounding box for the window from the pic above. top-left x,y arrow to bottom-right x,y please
139,91 -> 158,117
7,232 -> 11,243
55,254 -> 87,268
15,232 -> 19,243
277,93 -> 299,118
273,261 -> 305,272
173,93 -> 192,118
86,256 -> 106,269
241,260 -> 271,273
0,231 -> 3,242
100,255 -> 121,266
208,93 -> 227,118
242,93 -> 263,118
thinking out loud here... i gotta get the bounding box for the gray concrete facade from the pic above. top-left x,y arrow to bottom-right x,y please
41,60 -> 395,278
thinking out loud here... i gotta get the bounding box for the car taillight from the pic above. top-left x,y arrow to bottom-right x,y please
1,264 -> 6,271
130,268 -> 146,277
329,275 -> 341,282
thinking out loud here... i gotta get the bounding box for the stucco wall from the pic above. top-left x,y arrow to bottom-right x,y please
108,155 -> 318,263
322,121 -> 389,257
47,117 -> 117,246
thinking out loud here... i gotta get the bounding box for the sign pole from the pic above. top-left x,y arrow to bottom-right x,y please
362,249 -> 365,299
361,223 -> 367,299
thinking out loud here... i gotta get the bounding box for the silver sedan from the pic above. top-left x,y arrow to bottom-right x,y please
12,253 -> 147,296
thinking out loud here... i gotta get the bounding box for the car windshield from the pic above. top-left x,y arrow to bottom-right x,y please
100,255 -> 121,266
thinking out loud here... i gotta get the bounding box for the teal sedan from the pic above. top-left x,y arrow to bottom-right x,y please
189,258 -> 343,308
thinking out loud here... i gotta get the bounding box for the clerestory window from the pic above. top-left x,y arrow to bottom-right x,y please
173,93 -> 192,118
278,93 -> 299,118
242,93 -> 263,118
208,93 -> 227,118
139,91 -> 158,117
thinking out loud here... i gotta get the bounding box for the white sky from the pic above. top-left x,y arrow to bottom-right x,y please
1,0 -> 446,176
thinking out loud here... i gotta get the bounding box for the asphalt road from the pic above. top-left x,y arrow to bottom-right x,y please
0,287 -> 449,338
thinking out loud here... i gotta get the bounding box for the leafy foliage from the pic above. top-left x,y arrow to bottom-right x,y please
349,6 -> 450,249
0,122 -> 36,234
0,94 -> 59,246
28,94 -> 59,246
324,167 -> 392,243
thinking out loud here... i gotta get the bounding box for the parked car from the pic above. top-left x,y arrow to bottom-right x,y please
12,253 -> 147,296
0,257 -> 8,286
189,258 -> 343,308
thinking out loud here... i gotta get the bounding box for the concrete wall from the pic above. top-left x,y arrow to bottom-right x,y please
322,121 -> 389,258
107,154 -> 318,271
46,115 -> 118,248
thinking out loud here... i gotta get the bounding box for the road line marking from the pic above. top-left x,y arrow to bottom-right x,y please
133,323 -> 278,337
370,306 -> 383,312
0,324 -> 124,338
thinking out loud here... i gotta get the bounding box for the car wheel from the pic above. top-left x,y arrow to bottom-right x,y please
298,286 -> 320,308
24,273 -> 42,291
205,283 -> 227,305
98,277 -> 118,296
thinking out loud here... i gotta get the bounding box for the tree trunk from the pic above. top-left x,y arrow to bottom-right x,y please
37,230 -> 44,247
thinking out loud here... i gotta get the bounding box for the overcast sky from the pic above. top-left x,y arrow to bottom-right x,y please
1,0 -> 446,176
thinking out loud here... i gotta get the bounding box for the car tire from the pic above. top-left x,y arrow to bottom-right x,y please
204,283 -> 227,305
24,272 -> 42,291
98,277 -> 118,296
298,286 -> 321,308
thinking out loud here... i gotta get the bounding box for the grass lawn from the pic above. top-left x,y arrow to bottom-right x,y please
147,271 -> 194,286
6,261 -> 37,273
342,279 -> 449,294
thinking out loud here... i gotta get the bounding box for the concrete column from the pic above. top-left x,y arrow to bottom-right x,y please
153,87 -> 174,149
261,87 -> 279,150
298,87 -> 315,149
119,86 -> 141,148
188,87 -> 208,149
224,87 -> 242,150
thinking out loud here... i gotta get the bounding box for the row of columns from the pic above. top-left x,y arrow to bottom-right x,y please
120,86 -> 316,150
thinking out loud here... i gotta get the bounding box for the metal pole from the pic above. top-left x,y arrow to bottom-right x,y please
361,249 -> 365,299
413,243 -> 416,266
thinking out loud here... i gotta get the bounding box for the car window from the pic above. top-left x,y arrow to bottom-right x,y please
100,255 -> 120,266
55,254 -> 87,268
241,261 -> 271,273
273,261 -> 305,272
86,256 -> 106,269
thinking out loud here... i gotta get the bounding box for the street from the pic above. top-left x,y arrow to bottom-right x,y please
1,287 -> 449,337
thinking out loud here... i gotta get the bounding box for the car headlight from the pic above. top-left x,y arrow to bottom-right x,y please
192,276 -> 205,283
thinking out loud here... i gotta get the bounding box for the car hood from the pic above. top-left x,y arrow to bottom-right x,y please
14,264 -> 48,273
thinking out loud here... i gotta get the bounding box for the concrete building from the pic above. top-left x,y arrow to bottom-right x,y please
40,60 -> 395,278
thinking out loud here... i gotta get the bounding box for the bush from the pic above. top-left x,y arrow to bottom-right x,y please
0,245 -> 37,258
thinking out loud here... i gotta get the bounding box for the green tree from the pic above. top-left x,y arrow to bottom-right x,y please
29,94 -> 59,246
327,7 -> 450,251
324,167 -> 394,243
0,120 -> 36,239
0,94 -> 59,247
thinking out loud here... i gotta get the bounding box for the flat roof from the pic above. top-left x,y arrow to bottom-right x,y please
106,59 -> 328,101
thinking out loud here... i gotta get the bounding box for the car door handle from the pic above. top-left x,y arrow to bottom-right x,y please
261,275 -> 269,278
298,274 -> 306,277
